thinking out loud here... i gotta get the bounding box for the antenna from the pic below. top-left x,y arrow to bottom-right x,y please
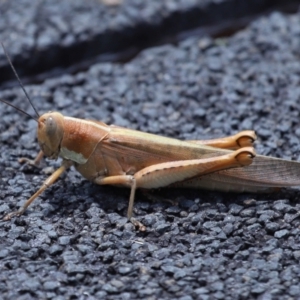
0,98 -> 38,121
1,42 -> 40,119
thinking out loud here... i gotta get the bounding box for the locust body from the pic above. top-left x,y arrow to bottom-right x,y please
4,112 -> 256,224
3,110 -> 300,230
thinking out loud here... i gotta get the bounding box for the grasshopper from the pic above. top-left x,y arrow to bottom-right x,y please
2,43 -> 300,230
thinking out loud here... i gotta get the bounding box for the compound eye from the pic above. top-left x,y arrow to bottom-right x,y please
45,116 -> 57,136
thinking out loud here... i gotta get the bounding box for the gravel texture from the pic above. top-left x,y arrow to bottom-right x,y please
0,0 -> 296,84
1,3 -> 300,300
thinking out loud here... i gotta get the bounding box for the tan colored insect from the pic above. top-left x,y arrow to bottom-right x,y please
2,44 -> 300,230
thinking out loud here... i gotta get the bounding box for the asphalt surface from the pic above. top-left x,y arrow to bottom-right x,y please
1,1 -> 300,300
0,0 -> 297,84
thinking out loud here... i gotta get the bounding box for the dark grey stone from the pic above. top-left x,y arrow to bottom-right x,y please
2,4 -> 300,299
